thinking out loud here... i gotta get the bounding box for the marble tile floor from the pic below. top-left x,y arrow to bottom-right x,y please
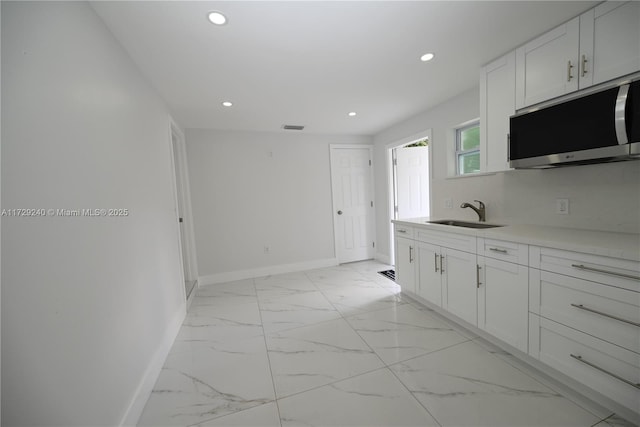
138,261 -> 636,427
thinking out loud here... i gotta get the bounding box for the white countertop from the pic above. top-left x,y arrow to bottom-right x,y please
392,217 -> 640,262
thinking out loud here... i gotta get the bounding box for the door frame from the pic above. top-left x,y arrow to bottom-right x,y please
329,144 -> 376,264
386,129 -> 432,265
168,118 -> 198,297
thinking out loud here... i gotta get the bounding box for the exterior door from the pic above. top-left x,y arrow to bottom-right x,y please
330,146 -> 375,264
394,146 -> 430,219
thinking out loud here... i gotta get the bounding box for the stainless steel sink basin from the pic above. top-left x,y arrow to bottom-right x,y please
427,219 -> 504,229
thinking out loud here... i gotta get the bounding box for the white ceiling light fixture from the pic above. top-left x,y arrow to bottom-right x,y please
221,101 -> 233,107
348,112 -> 357,117
420,53 -> 435,62
207,11 -> 227,25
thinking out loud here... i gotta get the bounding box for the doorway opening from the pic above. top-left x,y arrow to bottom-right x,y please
170,125 -> 197,300
387,131 -> 432,264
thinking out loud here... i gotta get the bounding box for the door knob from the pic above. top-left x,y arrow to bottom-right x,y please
337,210 -> 343,215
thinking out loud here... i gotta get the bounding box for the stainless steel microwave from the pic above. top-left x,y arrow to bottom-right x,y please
509,73 -> 640,169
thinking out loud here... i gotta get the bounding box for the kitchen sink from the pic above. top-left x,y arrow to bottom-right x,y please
427,219 -> 504,229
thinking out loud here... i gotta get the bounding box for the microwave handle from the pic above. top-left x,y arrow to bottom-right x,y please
615,84 -> 630,145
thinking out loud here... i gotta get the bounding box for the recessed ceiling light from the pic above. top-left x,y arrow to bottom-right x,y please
420,53 -> 435,62
207,11 -> 227,25
222,101 -> 233,107
348,112 -> 357,117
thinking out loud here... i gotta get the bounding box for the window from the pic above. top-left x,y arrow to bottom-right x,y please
456,122 -> 480,175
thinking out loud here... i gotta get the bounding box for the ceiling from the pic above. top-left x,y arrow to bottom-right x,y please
91,1 -> 597,136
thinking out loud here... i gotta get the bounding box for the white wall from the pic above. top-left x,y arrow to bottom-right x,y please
186,129 -> 371,282
373,87 -> 640,260
2,2 -> 185,425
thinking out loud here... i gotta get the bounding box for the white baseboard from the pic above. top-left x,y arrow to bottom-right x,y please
119,302 -> 186,426
375,253 -> 391,265
199,258 -> 339,286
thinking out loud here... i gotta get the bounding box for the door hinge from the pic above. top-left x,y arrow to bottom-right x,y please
393,158 -> 397,166
369,159 -> 372,166
394,205 -> 398,213
373,241 -> 375,248
370,201 -> 373,207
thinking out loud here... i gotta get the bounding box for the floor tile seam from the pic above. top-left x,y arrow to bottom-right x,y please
183,400 -> 278,427
263,315 -> 356,339
252,277 -> 285,427
384,338 -> 474,370
273,364 -> 393,403
384,359 -> 444,427
468,335 -> 615,421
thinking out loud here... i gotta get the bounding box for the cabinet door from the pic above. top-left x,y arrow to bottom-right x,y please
396,237 -> 416,294
442,248 -> 477,326
579,1 -> 640,89
478,257 -> 529,352
480,52 -> 515,172
516,17 -> 580,108
417,242 -> 442,306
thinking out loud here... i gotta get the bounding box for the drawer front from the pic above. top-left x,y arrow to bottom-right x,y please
394,224 -> 414,239
538,247 -> 640,293
536,317 -> 640,415
478,238 -> 529,265
415,228 -> 476,253
538,270 -> 640,354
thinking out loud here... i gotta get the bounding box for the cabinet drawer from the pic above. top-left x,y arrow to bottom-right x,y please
415,228 -> 476,253
536,270 -> 640,354
394,224 -> 414,239
478,238 -> 528,265
534,247 -> 640,293
533,316 -> 640,415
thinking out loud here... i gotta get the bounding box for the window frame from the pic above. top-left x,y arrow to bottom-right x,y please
455,121 -> 480,176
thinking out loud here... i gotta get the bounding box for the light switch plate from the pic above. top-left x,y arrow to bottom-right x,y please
444,198 -> 453,209
556,198 -> 569,215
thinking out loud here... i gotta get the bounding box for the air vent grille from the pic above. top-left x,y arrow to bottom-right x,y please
283,125 -> 305,131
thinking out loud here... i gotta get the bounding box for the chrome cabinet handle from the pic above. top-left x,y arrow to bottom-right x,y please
477,265 -> 482,288
580,54 -> 587,77
570,304 -> 640,328
409,246 -> 413,263
489,248 -> 508,254
434,253 -> 439,273
567,60 -> 574,81
571,263 -> 640,281
570,354 -> 640,390
440,254 -> 445,274
397,229 -> 407,233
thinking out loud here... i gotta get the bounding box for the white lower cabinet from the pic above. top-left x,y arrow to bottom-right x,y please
395,236 -> 416,294
478,256 -> 529,352
530,315 -> 640,416
442,248 -> 478,326
416,241 -> 442,306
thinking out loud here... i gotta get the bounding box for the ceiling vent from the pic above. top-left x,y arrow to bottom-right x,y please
282,125 -> 305,131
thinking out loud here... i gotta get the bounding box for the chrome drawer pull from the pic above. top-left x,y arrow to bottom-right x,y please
570,354 -> 640,390
409,246 -> 413,263
397,229 -> 407,233
571,264 -> 640,281
434,254 -> 439,273
476,265 -> 482,288
489,248 -> 508,254
570,304 -> 640,328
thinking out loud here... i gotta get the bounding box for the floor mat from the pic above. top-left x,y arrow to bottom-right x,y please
378,269 -> 395,281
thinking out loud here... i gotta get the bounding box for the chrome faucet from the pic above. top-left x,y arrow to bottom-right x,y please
460,200 -> 486,222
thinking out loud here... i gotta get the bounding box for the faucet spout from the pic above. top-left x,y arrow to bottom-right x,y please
460,200 -> 486,222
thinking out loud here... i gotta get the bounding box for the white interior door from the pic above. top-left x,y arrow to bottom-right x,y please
395,146 -> 429,219
330,146 -> 375,264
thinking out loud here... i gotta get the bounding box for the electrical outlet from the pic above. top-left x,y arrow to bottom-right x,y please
556,198 -> 569,215
444,198 -> 453,209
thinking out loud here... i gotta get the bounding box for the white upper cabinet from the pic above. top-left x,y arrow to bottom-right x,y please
515,17 -> 580,109
579,1 -> 640,89
480,52 -> 516,172
515,2 -> 640,109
